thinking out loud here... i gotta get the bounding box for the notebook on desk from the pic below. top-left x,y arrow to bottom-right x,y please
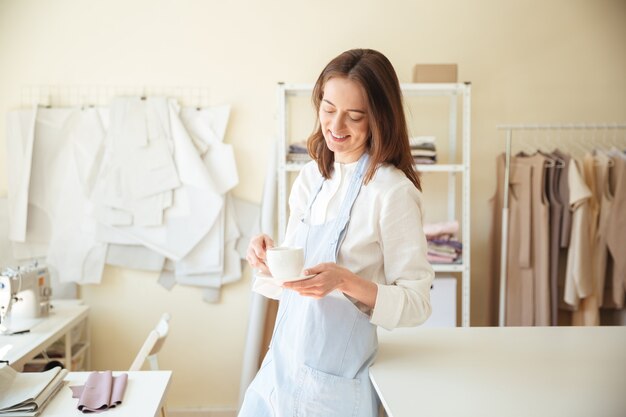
0,365 -> 68,416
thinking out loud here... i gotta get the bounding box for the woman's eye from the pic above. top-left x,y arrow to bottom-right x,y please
349,114 -> 364,122
322,108 -> 334,114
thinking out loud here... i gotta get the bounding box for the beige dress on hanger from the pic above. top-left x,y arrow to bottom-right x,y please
515,153 -> 551,326
491,153 -> 550,326
572,153 -> 602,325
490,154 -> 532,326
605,151 -> 626,309
564,158 -> 594,309
593,152 -> 613,312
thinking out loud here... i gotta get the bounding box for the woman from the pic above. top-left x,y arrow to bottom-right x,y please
241,48 -> 434,417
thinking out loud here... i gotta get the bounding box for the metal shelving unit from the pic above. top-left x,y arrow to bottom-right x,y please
276,82 -> 471,327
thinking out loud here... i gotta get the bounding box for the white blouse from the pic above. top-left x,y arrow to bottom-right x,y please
283,160 -> 434,330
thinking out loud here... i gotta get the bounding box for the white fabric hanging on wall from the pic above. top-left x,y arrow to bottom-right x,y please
171,105 -> 239,275
45,108 -> 108,283
5,107 -> 37,243
4,97 -> 248,296
0,198 -> 77,299
93,99 -> 223,260
5,108 -> 110,283
105,244 -> 166,272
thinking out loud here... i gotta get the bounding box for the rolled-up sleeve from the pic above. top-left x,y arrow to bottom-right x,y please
370,181 -> 434,329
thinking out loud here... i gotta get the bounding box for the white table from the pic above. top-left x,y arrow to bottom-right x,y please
42,371 -> 172,417
0,300 -> 89,371
369,326 -> 626,417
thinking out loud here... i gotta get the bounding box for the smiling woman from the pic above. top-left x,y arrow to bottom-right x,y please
242,49 -> 434,417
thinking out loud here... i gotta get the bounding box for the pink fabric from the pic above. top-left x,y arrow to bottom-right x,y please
427,253 -> 458,263
70,371 -> 128,413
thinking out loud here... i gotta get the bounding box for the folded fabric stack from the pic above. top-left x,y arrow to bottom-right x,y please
423,220 -> 462,264
70,371 -> 128,413
287,140 -> 310,163
0,365 -> 68,416
410,136 -> 437,165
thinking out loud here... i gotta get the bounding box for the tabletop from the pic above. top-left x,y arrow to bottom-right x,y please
41,370 -> 172,417
369,326 -> 626,417
0,300 -> 89,370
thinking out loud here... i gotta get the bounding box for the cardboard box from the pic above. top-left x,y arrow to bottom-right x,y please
413,64 -> 458,83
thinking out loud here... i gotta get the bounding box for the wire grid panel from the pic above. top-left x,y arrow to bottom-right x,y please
20,85 -> 213,108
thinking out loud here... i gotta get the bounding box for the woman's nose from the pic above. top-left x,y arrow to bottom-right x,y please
330,114 -> 346,131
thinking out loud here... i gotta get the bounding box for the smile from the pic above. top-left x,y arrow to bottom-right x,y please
330,130 -> 349,140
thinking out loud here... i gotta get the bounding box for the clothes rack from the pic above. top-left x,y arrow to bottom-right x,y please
496,122 -> 626,327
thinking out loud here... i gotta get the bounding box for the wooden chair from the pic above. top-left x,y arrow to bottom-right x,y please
129,313 -> 171,417
129,313 -> 171,371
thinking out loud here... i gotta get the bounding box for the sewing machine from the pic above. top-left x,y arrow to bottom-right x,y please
0,264 -> 52,333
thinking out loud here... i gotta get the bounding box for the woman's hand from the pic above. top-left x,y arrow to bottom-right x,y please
283,262 -> 377,308
246,234 -> 275,275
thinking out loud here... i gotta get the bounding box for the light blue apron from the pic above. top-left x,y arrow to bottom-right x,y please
239,153 -> 379,417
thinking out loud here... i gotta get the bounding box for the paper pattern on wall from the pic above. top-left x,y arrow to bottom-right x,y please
4,98 -> 255,301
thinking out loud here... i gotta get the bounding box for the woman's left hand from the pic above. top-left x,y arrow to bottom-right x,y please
282,262 -> 353,299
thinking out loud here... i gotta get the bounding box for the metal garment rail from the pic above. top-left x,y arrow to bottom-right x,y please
496,122 -> 626,327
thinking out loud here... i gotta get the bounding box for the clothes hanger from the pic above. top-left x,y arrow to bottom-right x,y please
525,125 -> 556,167
550,128 -> 565,168
570,124 -> 590,159
515,129 -> 535,157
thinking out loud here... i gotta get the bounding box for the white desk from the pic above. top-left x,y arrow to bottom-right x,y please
0,300 -> 90,371
369,327 -> 626,417
42,371 -> 172,417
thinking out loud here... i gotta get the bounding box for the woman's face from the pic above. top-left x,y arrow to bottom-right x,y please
319,77 -> 370,163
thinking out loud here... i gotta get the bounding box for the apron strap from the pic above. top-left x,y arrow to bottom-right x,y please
329,153 -> 370,258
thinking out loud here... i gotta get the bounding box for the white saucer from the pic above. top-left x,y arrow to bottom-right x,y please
257,271 -> 316,283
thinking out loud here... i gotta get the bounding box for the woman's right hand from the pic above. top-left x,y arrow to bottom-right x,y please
246,234 -> 275,275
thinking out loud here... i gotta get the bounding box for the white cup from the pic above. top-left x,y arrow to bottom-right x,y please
266,246 -> 304,281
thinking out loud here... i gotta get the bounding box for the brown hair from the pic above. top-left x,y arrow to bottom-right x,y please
307,49 -> 421,190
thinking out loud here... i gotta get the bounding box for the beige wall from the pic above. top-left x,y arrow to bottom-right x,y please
0,0 -> 624,410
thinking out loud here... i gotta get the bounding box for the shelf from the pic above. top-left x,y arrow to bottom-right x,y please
280,82 -> 467,97
284,161 -> 465,173
416,164 -> 465,172
432,264 -> 466,273
277,82 -> 471,327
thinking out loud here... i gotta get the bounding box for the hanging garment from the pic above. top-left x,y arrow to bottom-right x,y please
5,107 -> 37,243
240,154 -> 432,417
94,98 -> 180,230
593,152 -> 613,308
45,108 -> 108,284
605,150 -> 626,309
564,158 -> 594,309
490,154 -> 533,326
545,153 -> 564,325
105,244 -> 166,272
7,108 -> 78,249
552,151 -> 574,319
572,153 -> 602,325
518,153 -> 551,326
180,106 -> 238,195
175,197 -> 241,287
94,100 -> 223,260
6,108 -> 57,260
6,107 -> 110,283
169,106 -> 240,275
553,149 -> 573,248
